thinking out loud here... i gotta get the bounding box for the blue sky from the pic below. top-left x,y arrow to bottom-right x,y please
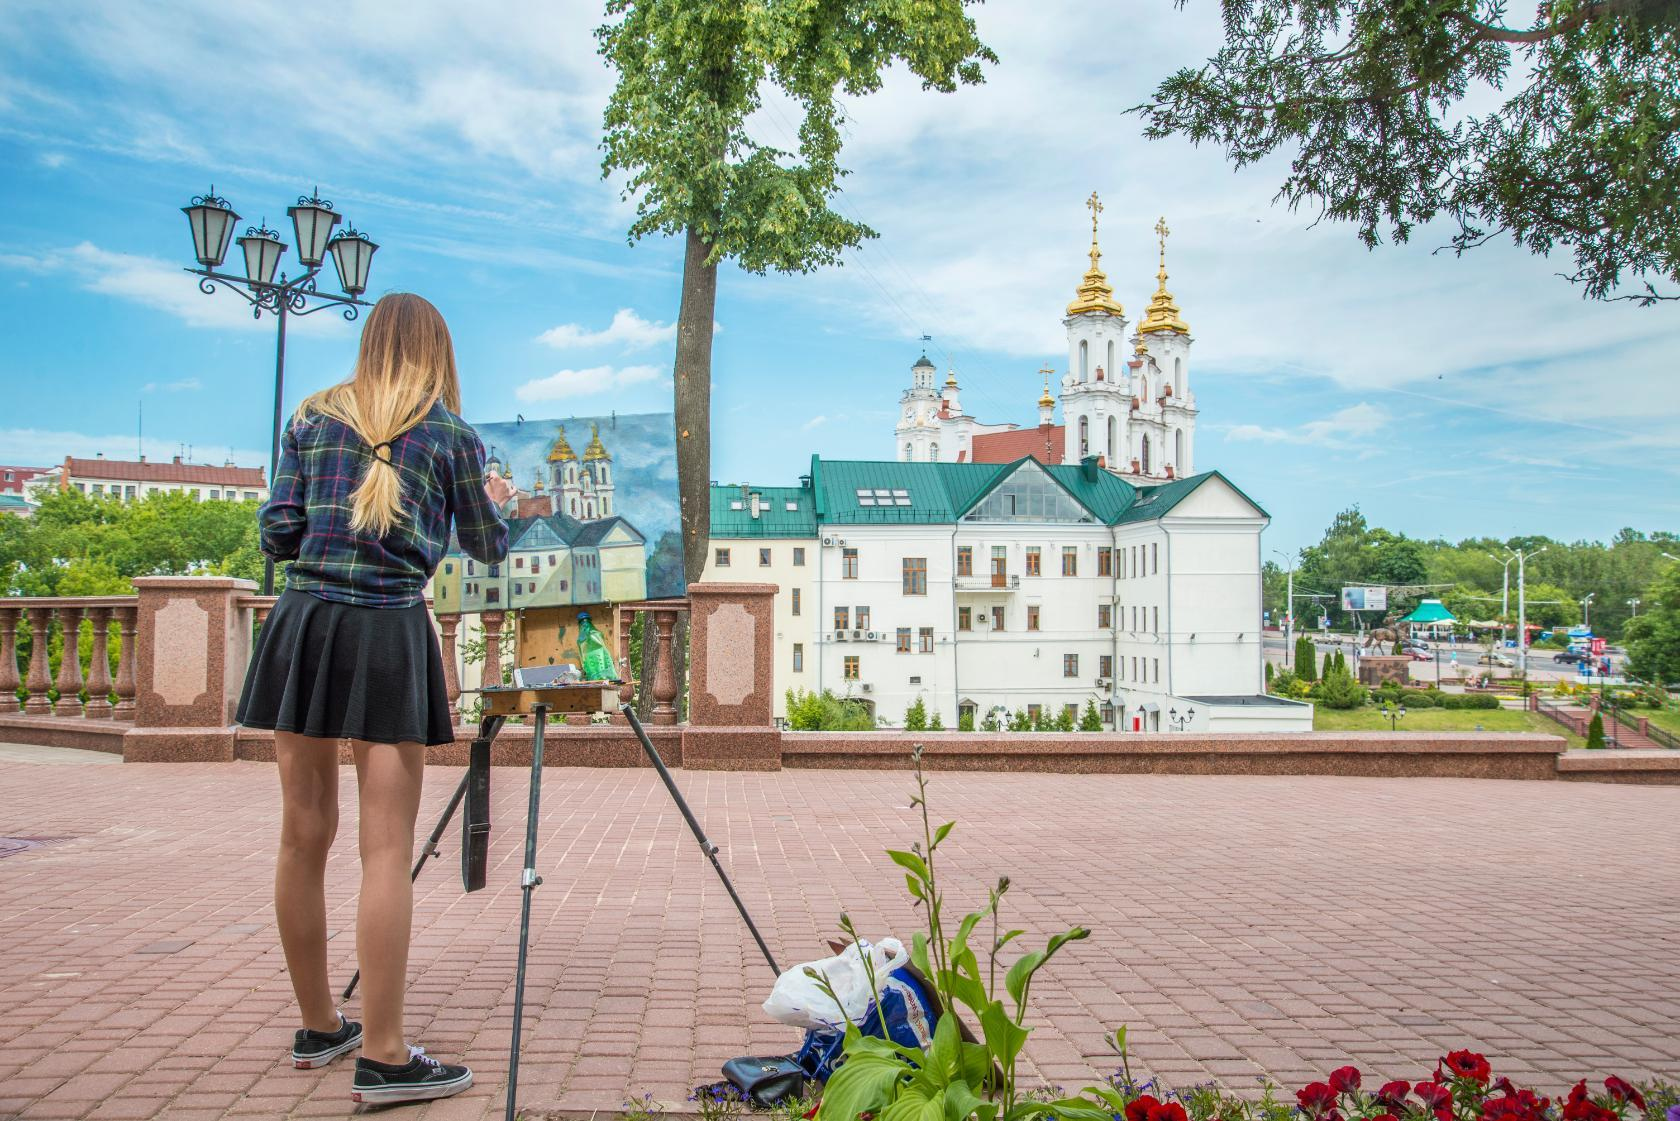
2,0 -> 1675,555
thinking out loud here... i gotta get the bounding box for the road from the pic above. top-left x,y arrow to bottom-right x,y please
1260,631 -> 1614,686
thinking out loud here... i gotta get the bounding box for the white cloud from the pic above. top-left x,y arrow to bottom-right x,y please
803,416 -> 829,431
0,427 -> 268,468
514,364 -> 665,403
537,308 -> 676,351
0,242 -> 350,335
1225,403 -> 1389,449
37,151 -> 66,168
141,378 -> 202,393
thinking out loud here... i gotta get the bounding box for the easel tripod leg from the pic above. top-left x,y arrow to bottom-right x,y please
341,768 -> 472,1002
505,703 -> 548,1121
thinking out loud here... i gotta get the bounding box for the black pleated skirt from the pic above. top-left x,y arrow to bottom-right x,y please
236,588 -> 455,747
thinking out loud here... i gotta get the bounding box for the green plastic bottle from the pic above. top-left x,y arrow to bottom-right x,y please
575,612 -> 618,682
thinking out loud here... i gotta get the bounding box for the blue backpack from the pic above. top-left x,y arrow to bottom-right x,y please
792,966 -> 940,1082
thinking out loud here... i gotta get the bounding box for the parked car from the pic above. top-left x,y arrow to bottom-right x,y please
1403,638 -> 1431,653
1554,650 -> 1589,665
1406,648 -> 1431,662
1479,652 -> 1515,667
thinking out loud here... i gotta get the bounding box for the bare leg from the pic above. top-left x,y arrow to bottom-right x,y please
274,732 -> 341,1033
352,739 -> 426,1064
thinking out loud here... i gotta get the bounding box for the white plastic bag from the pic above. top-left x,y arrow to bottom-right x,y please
762,938 -> 907,1030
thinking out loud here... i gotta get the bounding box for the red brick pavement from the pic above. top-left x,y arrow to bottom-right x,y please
0,760 -> 1676,1120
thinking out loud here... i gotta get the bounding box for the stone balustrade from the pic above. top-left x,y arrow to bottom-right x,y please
0,596 -> 139,724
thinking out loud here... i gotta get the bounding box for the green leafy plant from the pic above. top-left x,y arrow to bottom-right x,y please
1295,635 -> 1317,681
905,697 -> 929,732
1054,706 -> 1076,732
1079,700 -> 1103,732
622,1092 -> 666,1121
787,687 -> 876,731
1586,712 -> 1607,750
816,746 -> 1117,1121
929,709 -> 945,731
958,710 -> 976,732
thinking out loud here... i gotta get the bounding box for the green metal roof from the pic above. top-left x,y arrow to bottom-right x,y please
1399,599 -> 1456,624
711,460 -> 1266,532
709,484 -> 818,538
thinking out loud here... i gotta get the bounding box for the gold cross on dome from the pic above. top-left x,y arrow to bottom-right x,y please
1154,215 -> 1170,259
1086,192 -> 1103,237
1039,363 -> 1055,382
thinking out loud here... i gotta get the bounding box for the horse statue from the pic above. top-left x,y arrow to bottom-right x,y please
1362,612 -> 1403,650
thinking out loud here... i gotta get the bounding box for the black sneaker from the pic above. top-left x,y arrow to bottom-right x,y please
291,1012 -> 363,1069
351,1046 -> 473,1105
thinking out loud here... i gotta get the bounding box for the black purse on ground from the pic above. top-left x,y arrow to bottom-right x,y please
721,1056 -> 807,1107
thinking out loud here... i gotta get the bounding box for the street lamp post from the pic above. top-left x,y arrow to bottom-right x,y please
1487,552 -> 1515,648
1504,545 -> 1546,678
180,187 -> 379,595
1581,592 -> 1595,629
1272,548 -> 1295,666
1167,706 -> 1195,732
1627,597 -> 1641,618
1380,702 -> 1406,731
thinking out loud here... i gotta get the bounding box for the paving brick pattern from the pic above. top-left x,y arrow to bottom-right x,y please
0,760 -> 1676,1120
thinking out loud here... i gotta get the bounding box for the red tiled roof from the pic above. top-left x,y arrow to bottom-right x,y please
63,457 -> 267,487
971,425 -> 1065,465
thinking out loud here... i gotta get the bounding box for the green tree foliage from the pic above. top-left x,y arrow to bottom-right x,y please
1585,711 -> 1607,749
958,709 -> 976,732
928,708 -> 944,731
1624,563 -> 1680,684
597,0 -> 995,584
786,687 -> 875,730
1295,634 -> 1318,680
1315,655 -> 1367,710
979,709 -> 1000,732
904,696 -> 929,731
1054,705 -> 1076,732
1322,649 -> 1335,682
1265,660 -> 1275,685
1138,0 -> 1680,304
0,489 -> 266,597
1079,699 -> 1103,731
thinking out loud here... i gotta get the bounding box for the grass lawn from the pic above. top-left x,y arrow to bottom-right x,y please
1643,707 -> 1680,737
1312,705 -> 1584,745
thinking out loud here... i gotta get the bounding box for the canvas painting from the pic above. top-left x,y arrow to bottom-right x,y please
429,410 -> 683,614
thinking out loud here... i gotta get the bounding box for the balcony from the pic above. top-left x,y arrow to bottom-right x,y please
954,573 -> 1020,593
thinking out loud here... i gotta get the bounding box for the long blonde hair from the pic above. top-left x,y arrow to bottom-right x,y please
297,292 -> 463,537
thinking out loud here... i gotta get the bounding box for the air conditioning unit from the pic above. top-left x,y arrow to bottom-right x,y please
865,630 -> 878,641
833,629 -> 847,641
852,629 -> 864,640
1096,676 -> 1112,688
822,536 -> 835,546
861,683 -> 874,693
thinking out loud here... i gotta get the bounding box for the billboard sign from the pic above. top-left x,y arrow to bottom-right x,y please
1341,585 -> 1388,612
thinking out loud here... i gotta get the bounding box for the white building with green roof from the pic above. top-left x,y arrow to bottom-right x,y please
705,455 -> 1310,732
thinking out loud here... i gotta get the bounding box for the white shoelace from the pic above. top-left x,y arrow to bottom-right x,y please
408,1044 -> 440,1069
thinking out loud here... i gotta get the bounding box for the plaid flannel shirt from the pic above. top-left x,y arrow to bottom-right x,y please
260,402 -> 509,608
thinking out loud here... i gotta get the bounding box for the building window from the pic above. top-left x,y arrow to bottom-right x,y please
1101,703 -> 1114,726
245,491 -> 257,501
1132,656 -> 1139,681
844,656 -> 860,680
1098,604 -> 1112,628
791,588 -> 802,615
91,484 -> 103,495
516,556 -> 525,569
793,644 -> 804,672
956,546 -> 973,577
1100,654 -> 1113,678
902,557 -> 927,596
1131,606 -> 1138,630
514,582 -> 523,595
1131,546 -> 1138,576
1152,542 -> 1158,574
716,548 -> 731,567
467,561 -> 475,576
531,558 -> 541,574
990,545 -> 1008,585
919,627 -> 933,653
488,564 -> 500,577
209,489 -> 221,500
1153,657 -> 1160,683
958,606 -> 972,631
1027,605 -> 1041,631
842,548 -> 859,578
759,547 -> 772,566
1062,546 -> 1078,576
1028,703 -> 1043,722
1099,547 -> 1113,577
834,607 -> 849,631
1152,605 -> 1159,633
549,554 -> 557,565
1078,415 -> 1089,458
1025,547 -> 1041,576
1064,703 -> 1080,725
487,588 -> 500,604
444,563 -> 454,575
1063,653 -> 1079,678
897,627 -> 912,653
990,606 -> 1004,631
793,547 -> 805,566
856,606 -> 871,632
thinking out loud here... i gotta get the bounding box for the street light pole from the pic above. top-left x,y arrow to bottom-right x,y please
1505,545 -> 1546,678
1272,548 -> 1295,666
180,188 -> 379,596
1487,552 -> 1514,648
1627,598 -> 1640,618
1581,592 -> 1595,629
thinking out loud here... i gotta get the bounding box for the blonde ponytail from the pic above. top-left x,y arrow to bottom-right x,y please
297,293 -> 463,539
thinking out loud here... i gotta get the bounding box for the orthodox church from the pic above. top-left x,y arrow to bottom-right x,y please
487,422 -> 617,522
895,197 -> 1197,485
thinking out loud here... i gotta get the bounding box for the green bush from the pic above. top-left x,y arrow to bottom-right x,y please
1079,699 -> 1103,731
1441,693 -> 1500,710
1586,712 -> 1606,749
904,697 -> 928,732
1315,663 -> 1367,709
928,709 -> 944,731
1400,690 -> 1438,708
785,687 -> 876,731
1264,660 -> 1274,685
1054,706 -> 1075,732
1296,636 -> 1317,681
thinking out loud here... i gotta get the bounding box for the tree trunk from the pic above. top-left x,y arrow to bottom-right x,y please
674,224 -> 718,590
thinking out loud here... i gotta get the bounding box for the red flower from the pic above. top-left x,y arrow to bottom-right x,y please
1371,1113 -> 1400,1121
1329,1067 -> 1362,1094
1443,1050 -> 1493,1084
1297,1083 -> 1338,1115
1482,1090 -> 1551,1121
1126,1095 -> 1163,1121
1377,1081 -> 1413,1106
1147,1103 -> 1188,1121
804,1105 -> 821,1121
1563,1083 -> 1618,1121
1415,1082 -> 1454,1110
1604,1078 -> 1646,1111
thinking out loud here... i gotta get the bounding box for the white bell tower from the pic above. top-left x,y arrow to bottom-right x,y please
895,354 -> 941,461
1060,191 -> 1131,467
1135,215 -> 1197,478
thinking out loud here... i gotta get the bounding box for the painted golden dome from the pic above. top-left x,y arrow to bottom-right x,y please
546,425 -> 577,462
1066,191 -> 1124,319
583,422 -> 612,461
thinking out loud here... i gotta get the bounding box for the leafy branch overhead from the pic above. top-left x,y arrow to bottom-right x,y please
1135,0 -> 1680,303
597,0 -> 997,274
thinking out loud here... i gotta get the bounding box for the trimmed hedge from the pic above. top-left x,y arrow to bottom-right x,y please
1400,691 -> 1439,708
1441,693 -> 1501,710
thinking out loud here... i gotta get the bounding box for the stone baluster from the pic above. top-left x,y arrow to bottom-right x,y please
252,600 -> 274,629
113,603 -> 138,721
617,608 -> 636,707
23,606 -> 54,716
83,605 -> 114,719
0,607 -> 20,714
52,604 -> 87,717
437,613 -> 462,719
650,608 -> 680,725
480,611 -> 506,689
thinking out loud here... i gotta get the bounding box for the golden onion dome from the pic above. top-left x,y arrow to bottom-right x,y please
1138,215 -> 1190,336
1066,191 -> 1124,319
546,425 -> 577,462
583,422 -> 612,461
